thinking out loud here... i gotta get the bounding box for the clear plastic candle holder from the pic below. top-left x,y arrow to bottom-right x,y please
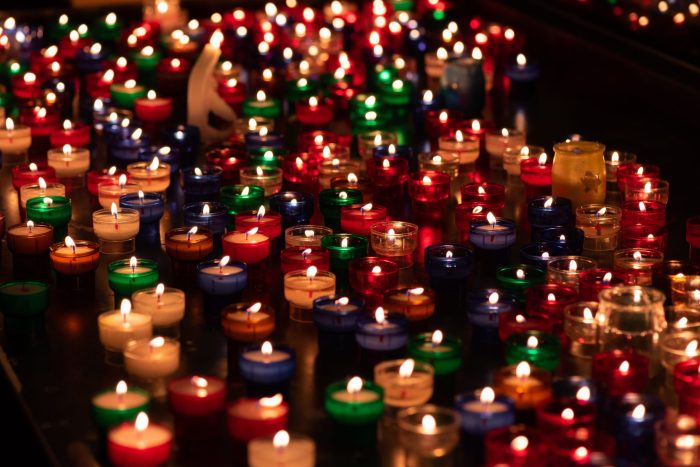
596,286 -> 666,364
284,269 -> 336,323
498,312 -> 556,343
93,207 -> 140,254
124,337 -> 180,384
164,226 -> 213,266
655,414 -> 700,467
624,177 -> 669,205
370,221 -> 418,268
519,241 -> 569,270
374,359 -> 435,408
613,247 -> 664,286
466,289 -> 519,336
312,295 -> 364,334
437,131 -> 480,166
564,301 -> 600,359
132,286 -> 185,337
183,202 -> 229,237
418,152 -> 460,178
319,159 -> 361,189
396,405 -> 460,460
604,150 -> 637,184
659,330 -> 700,376
546,256 -> 597,292
575,204 -> 621,251
496,265 -> 547,302
239,167 -> 283,197
340,203 -> 387,236
285,225 -> 333,248
527,196 -> 573,233
365,156 -> 409,188
485,128 -> 526,163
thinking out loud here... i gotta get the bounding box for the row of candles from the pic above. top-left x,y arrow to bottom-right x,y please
1,0 -> 700,466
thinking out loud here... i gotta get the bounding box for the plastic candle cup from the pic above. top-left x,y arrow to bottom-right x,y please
438,130 -> 480,166
319,188 -> 363,231
90,167 -> 128,196
126,158 -> 171,192
109,130 -> 152,166
357,130 -> 397,160
492,362 -> 552,410
355,308 -> 409,352
617,163 -> 661,193
19,179 -> 66,209
164,226 -> 213,265
221,185 -> 265,216
134,90 -> 173,123
674,359 -> 700,400
503,145 -> 545,177
375,358 -> 434,407
0,118 -> 32,156
319,159 -> 362,189
608,393 -> 663,464
99,180 -> 141,209
546,256 -> 597,292
383,286 -> 436,322
206,142 -> 247,184
108,258 -> 159,302
6,221 -> 54,264
167,375 -> 226,417
654,413 -> 700,466
485,128 -> 526,165
182,166 -> 223,203
110,80 -> 147,109
131,285 -> 185,336
604,150 -> 637,184
520,154 -> 553,200
621,200 -> 666,229
613,248 -> 664,285
624,177 -> 669,205
621,225 -> 668,250
325,377 -> 385,425
591,350 -> 649,397
340,203 -> 387,236
284,267 -> 336,323
455,387 -> 516,435
26,196 -> 71,240
0,280 -> 49,335
499,312 -> 556,343
239,341 -> 296,385
312,295 -> 364,334
496,265 -> 547,303
119,192 -> 164,243
466,289 -> 519,338
269,191 -> 315,229
575,204 -> 621,251
239,166 -> 283,196
470,215 -> 516,272
485,425 -> 548,466
578,268 -> 625,301
197,257 -> 248,299
461,182 -> 506,208
50,119 -> 91,148
93,205 -> 140,253
563,302 -> 600,358
92,381 -> 150,430
235,206 -> 282,243
93,12 -> 123,43
408,171 -> 451,213
124,336 -> 180,381
407,331 -> 462,375
244,128 -> 284,153
396,405 -> 460,460
49,238 -> 100,283
370,221 -> 418,268
242,90 -> 281,119
248,431 -> 315,467
227,395 -> 289,441
297,96 -> 334,127
46,145 -> 90,178
11,164 -> 57,191
221,301 -> 275,342
552,141 -> 606,209
223,228 -> 271,264
527,196 -> 573,236
659,331 -> 700,378
533,226 -> 585,255
366,156 -> 409,188
424,244 -> 475,288
525,284 -> 579,334
184,202 -> 229,238
418,152 -> 461,178
280,246 -> 330,275
321,234 -> 369,290
349,257 -> 399,306
107,413 -> 172,467
98,299 -> 153,360
505,331 -> 561,371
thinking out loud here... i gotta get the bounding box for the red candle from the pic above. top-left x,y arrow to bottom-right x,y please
11,163 -> 57,190
156,58 -> 191,92
168,375 -> 226,417
50,119 -> 91,148
280,246 -> 330,274
87,167 -> 127,197
207,147 -> 248,185
485,425 -> 548,467
296,96 -> 334,127
620,200 -> 666,229
525,284 -> 578,334
348,257 -> 399,305
86,69 -> 116,99
616,163 -> 660,193
578,269 -> 626,302
674,359 -> 700,398
282,152 -> 320,188
11,71 -> 42,100
217,77 -> 247,109
499,312 -> 555,342
227,395 -> 289,441
58,31 -> 91,60
107,413 -> 172,467
620,225 -> 667,250
591,350 -> 649,397
29,45 -> 63,75
459,118 -> 495,161
134,90 -> 173,123
460,182 -> 506,209
109,56 -> 139,83
408,170 -> 451,205
424,109 -> 463,147
222,228 -> 271,264
298,130 -> 337,152
365,157 -> 409,188
536,398 -> 596,437
20,106 -> 60,138
520,154 -> 553,200
340,203 -> 387,236
235,206 -> 282,242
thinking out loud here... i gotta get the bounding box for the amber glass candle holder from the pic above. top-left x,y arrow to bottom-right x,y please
49,239 -> 100,291
370,221 -> 418,268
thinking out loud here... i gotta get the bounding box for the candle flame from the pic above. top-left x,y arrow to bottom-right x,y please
39,177 -> 47,190
633,251 -> 643,262
541,252 -> 550,260
65,236 -> 76,249
686,340 -> 699,356
338,191 -> 348,200
471,120 -> 481,132
422,175 -> 432,185
486,212 -> 497,226
544,197 -> 553,208
120,298 -> 131,317
516,361 -> 531,378
526,336 -> 538,348
306,266 -> 318,280
36,107 -> 47,119
210,29 -> 224,48
516,53 -> 527,66
516,314 -> 526,323
538,153 -> 547,165
147,156 -> 160,171
191,376 -> 208,389
638,201 -> 647,212
547,293 -> 557,301
439,111 -> 449,124
260,394 -> 283,407
116,380 -> 127,395
117,174 -> 127,188
131,128 -> 142,141
382,158 -> 391,169
561,408 -> 574,421
472,206 -> 483,214
128,257 -> 138,271
432,155 -> 442,163
135,412 -> 149,432
301,248 -> 312,258
631,404 -> 646,420
261,341 -> 273,356
643,181 -> 653,193
150,336 -> 165,348
242,187 -> 250,196
256,90 -> 267,102
399,359 -> 415,377
24,72 -> 36,84
619,360 -> 630,373
375,307 -> 386,324
637,166 -> 644,175
361,203 -> 373,213
471,47 -> 483,60
431,330 -> 443,345
43,197 -> 53,206
219,256 -> 230,268
516,269 -> 525,279
480,386 -> 495,404
568,260 -> 577,272
421,415 -> 437,433
576,386 -> 591,402
256,166 -> 264,177
488,292 -> 499,305
446,250 -> 453,258
583,307 -> 594,320
304,229 -> 315,238
436,47 -> 448,60
273,430 -> 290,449
371,266 -> 382,274
600,272 -> 613,285
511,436 -> 529,452
347,376 -> 363,394
423,90 -> 434,103
5,118 -> 14,131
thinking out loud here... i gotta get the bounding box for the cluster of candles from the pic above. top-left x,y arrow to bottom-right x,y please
0,0 -> 698,466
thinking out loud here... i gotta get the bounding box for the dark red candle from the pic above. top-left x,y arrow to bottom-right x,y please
620,225 -> 667,250
366,157 -> 409,188
461,182 -> 506,208
11,163 -> 57,191
340,203 -> 387,236
282,152 -> 320,187
19,106 -> 60,138
167,375 -> 226,417
499,311 -> 555,342
525,284 -> 578,331
58,32 -> 91,60
235,207 -> 282,241
280,246 -> 331,274
296,96 -> 334,126
49,119 -> 91,148
536,398 -> 596,437
578,269 -> 626,302
674,359 -> 700,399
616,163 -> 661,193
87,167 -> 126,197
455,201 -> 498,242
86,69 -> 116,99
298,130 -> 338,152
520,154 -> 553,199
485,425 -> 548,467
217,77 -> 247,108
134,91 -> 173,123
227,395 -> 289,441
408,170 -> 451,205
620,200 -> 666,229
109,56 -> 139,83
107,413 -> 172,467
424,109 -> 463,147
11,71 -> 42,100
348,257 -> 399,305
591,350 -> 649,397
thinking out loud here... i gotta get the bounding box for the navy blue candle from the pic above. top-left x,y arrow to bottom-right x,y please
313,295 -> 364,333
532,226 -> 584,255
466,289 -> 518,338
109,129 -> 150,166
196,258 -> 247,296
552,377 -> 597,403
520,242 -> 569,269
239,342 -> 296,385
424,244 -> 474,287
244,129 -> 284,152
269,191 -> 314,229
182,166 -> 223,203
163,124 -> 200,168
506,53 -> 541,83
139,145 -> 180,175
184,202 -> 229,237
527,196 -> 572,237
355,308 -> 409,351
120,191 -> 164,244
608,393 -> 663,466
455,388 -> 516,434
469,216 -> 516,251
75,43 -> 108,74
372,144 -> 417,172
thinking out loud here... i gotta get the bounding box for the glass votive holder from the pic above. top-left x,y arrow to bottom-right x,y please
269,191 -> 315,229
374,359 -> 434,408
383,286 -> 436,322
454,388 -> 516,436
181,166 -> 224,203
370,221 -> 418,268
126,160 -> 171,193
624,178 -> 669,205
613,248 -> 664,285
461,182 -> 506,209
674,359 -> 700,401
357,130 -> 397,160
659,330 -> 700,376
19,181 -> 66,209
283,269 -> 337,323
365,156 -> 409,188
575,204 -> 620,252
418,152 -> 460,178
183,202 -> 229,238
604,150 -> 637,184
485,425 -> 548,466
527,196 -> 573,235
546,256 -> 597,292
564,302 -> 600,359
620,225 -> 668,251
466,289 -> 519,339
591,349 -> 650,397
485,128 -> 526,164
424,244 -> 475,288
505,331 -> 561,371
596,286 -> 666,362
239,167 -> 283,196
520,155 -> 553,200
280,246 -> 330,275
408,171 -> 451,212
621,200 -> 667,229
525,284 -> 579,331
437,131 -> 480,166
655,414 -> 700,467
578,268 -> 626,301
498,312 -> 556,344
284,225 -> 333,248
503,145 -> 544,177
396,405 -> 460,460
495,265 -> 547,303
349,257 -> 400,306
667,306 -> 700,332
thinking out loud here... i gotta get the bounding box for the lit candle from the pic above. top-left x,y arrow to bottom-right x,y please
107,412 -> 173,467
221,301 -> 275,342
131,284 -> 185,334
375,358 -> 434,407
124,336 -> 180,380
248,430 -> 315,467
492,361 -> 552,409
239,341 -> 296,385
227,395 -> 289,441
355,307 -> 409,352
284,266 -> 336,323
167,375 -> 226,417
92,381 -> 150,430
325,376 -> 385,425
98,298 -> 153,355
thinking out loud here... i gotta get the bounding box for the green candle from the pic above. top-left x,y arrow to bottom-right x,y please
496,264 -> 547,303
25,196 -> 71,241
321,233 -> 368,292
505,331 -> 561,372
0,281 -> 49,334
248,148 -> 284,168
380,78 -> 412,107
285,77 -> 319,103
221,185 -> 266,216
110,80 -> 147,109
391,0 -> 414,11
352,109 -> 388,134
107,257 -> 159,300
46,14 -> 73,41
92,12 -> 122,43
133,46 -> 161,87
319,188 -> 363,232
407,331 -> 462,375
325,378 -> 384,425
372,65 -> 398,90
242,91 -> 281,119
1,59 -> 26,87
350,93 -> 383,120
91,381 -> 150,430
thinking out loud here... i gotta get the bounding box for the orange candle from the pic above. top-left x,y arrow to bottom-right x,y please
49,236 -> 100,275
221,302 -> 275,342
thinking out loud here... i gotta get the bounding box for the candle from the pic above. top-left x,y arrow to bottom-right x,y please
46,144 -> 90,178
284,266 -> 336,322
197,257 -> 248,297
165,226 -> 213,264
280,246 -> 330,275
355,307 -> 409,351
223,228 -> 271,264
591,350 -> 649,397
485,426 -> 548,466
623,178 -> 669,205
575,204 -> 621,251
0,118 -> 32,156
455,387 -> 515,435
120,192 -> 164,243
546,256 -> 598,292
617,163 -> 661,193
396,406 -> 460,460
269,191 -> 315,229
107,412 -> 172,467
11,163 -> 57,191
325,377 -> 385,425
98,179 -> 141,209
184,202 -> 229,238
418,151 -> 461,178
503,145 -> 544,177
124,336 -> 180,380
375,358 -> 434,407
424,244 -> 475,287
49,237 -> 100,277
608,393 -> 663,465
319,158 -> 362,189
221,185 -> 266,216
485,128 -> 526,165
297,96 -> 334,126
182,166 -> 223,203
50,119 -> 90,148
408,171 -> 451,211
621,200 -> 666,229
132,285 -> 185,333
349,257 -> 399,306
521,242 -> 569,269
525,284 -> 579,336
469,212 -> 516,251
19,178 -> 66,209
655,413 -> 700,466
492,361 -> 552,410
111,79 -> 147,109
505,331 -> 561,371
168,375 -> 226,417
312,295 -> 363,334
235,206 -> 282,244
126,157 -> 171,192
466,289 -> 519,337
604,150 -> 637,184
357,130 -> 396,160
0,280 -> 49,334
92,381 -> 150,430
366,156 -> 409,188
318,188 -> 363,231
552,141 -> 606,208
221,301 -> 275,342
227,395 -> 289,441
578,268 -> 625,301
26,196 -> 71,240
407,331 -> 462,375
437,130 -> 480,166
613,248 -> 664,285
239,341 -> 296,385
340,203 -> 387,236
6,221 -> 54,260
239,166 -> 283,196
520,153 -> 553,200
93,204 -> 140,253
107,256 -> 159,302
98,299 -> 153,355
243,90 -> 281,119
461,182 -> 506,208
88,166 -> 126,197
496,265 -> 547,303
248,431 -> 315,467
564,302 -> 601,358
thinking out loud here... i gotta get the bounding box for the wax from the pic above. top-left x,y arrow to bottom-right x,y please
221,302 -> 275,342
131,286 -> 185,328
92,383 -> 150,429
98,303 -> 153,352
222,230 -> 271,264
227,396 -> 289,441
239,342 -> 296,384
107,414 -> 172,467
248,432 -> 315,467
168,376 -> 226,417
124,337 -> 180,379
375,359 -> 434,408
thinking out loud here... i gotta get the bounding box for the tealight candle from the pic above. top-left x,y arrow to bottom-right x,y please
168,376 -> 226,417
578,268 -> 625,301
396,406 -> 460,460
505,331 -> 561,371
221,302 -> 275,342
605,150 -> 637,184
50,120 -> 90,148
312,295 -> 364,335
469,214 -> 516,269
182,166 -> 223,203
617,163 -> 661,193
126,157 -> 170,192
49,237 -> 100,281
6,221 -> 54,264
455,387 -> 515,435
355,307 -> 409,352
621,200 -> 666,229
134,90 -> 173,123
325,377 -> 384,425
164,226 -> 213,265
349,257 -> 399,306
284,266 -> 336,323
285,225 -> 333,248
575,204 -> 621,252
520,153 -> 553,200
222,228 -> 271,264
467,289 -> 519,338
19,178 -> 66,209
93,204 -> 140,253
319,159 -> 362,189
132,285 -> 185,335
92,381 -> 150,430
485,425 -> 548,466
461,182 -> 506,208
280,246 -> 330,275
340,203 -> 387,236
608,393 -> 663,465
492,361 -> 552,410
375,358 -> 434,407
438,129 -> 479,166
110,79 -> 147,109
613,248 -> 664,285
0,118 -> 32,156
365,156 -> 409,188
98,299 -> 153,357
407,331 -> 462,375
546,256 -> 597,292
242,90 -> 282,119
564,302 -> 600,358
357,130 -> 396,160
239,341 -> 296,385
525,284 -> 579,335
0,280 -> 49,335
46,145 -> 90,178
11,163 -> 57,191
624,178 -> 670,205
221,185 -> 266,216
107,413 -> 172,467
196,257 -> 247,298
620,225 -> 668,250
124,337 -> 180,380
98,178 -> 141,209
184,202 -> 229,238
503,145 -> 545,177
418,151 -> 461,178
408,171 -> 451,212
26,196 -> 71,240
495,265 -> 547,302
120,192 -> 164,244
485,128 -> 526,165
227,395 -> 289,441
591,350 -> 649,397
659,331 -> 700,378
248,431 -> 315,467
108,257 -> 159,301
239,166 -> 283,196
88,167 -> 126,196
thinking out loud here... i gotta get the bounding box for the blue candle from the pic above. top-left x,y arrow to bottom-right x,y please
269,191 -> 314,229
109,128 -> 150,167
552,377 -> 597,403
519,241 -> 569,269
424,244 -> 474,287
184,202 -> 229,237
531,226 -> 585,255
372,144 -> 417,171
466,289 -> 518,339
313,295 -> 364,334
196,257 -> 247,296
163,124 -> 200,168
244,129 -> 284,152
506,53 -> 541,83
469,215 -> 516,251
527,196 -> 573,237
139,145 -> 181,175
609,393 -> 663,465
455,387 -> 515,434
75,42 -> 108,74
182,166 -> 223,203
239,341 -> 296,385
355,307 -> 408,351
120,191 -> 164,244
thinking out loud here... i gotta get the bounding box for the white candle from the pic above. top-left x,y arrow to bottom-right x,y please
98,299 -> 153,351
47,145 -> 90,177
248,431 -> 315,467
131,285 -> 185,327
124,337 -> 180,379
93,205 -> 140,241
